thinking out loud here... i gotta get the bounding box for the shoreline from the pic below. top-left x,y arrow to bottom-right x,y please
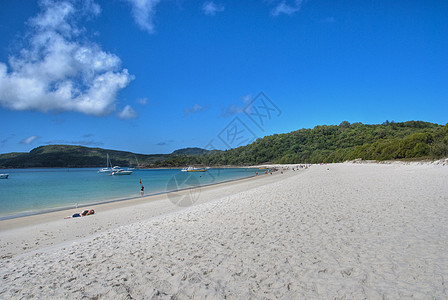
0,167 -> 264,221
1,162 -> 447,298
0,171 -> 259,221
0,167 -> 300,258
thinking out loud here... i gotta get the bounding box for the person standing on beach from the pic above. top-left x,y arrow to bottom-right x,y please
141,185 -> 144,196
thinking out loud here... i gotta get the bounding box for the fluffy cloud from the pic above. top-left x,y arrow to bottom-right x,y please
117,105 -> 138,119
0,0 -> 133,116
125,0 -> 161,33
202,1 -> 225,16
271,0 -> 304,16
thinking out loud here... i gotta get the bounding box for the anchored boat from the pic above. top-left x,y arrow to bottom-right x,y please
98,154 -> 113,173
181,166 -> 207,172
111,169 -> 133,176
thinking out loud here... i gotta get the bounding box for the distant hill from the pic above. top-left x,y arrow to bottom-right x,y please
0,145 -> 212,168
172,147 -> 210,155
1,120 -> 447,168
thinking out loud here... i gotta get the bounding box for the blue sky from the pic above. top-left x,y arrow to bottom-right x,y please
1,0 -> 447,155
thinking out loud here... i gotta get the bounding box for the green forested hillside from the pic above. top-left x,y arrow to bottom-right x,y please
200,121 -> 448,165
1,121 -> 447,168
172,147 -> 210,155
0,145 -> 208,168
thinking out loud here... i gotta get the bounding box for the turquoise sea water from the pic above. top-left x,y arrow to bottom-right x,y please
0,168 -> 257,219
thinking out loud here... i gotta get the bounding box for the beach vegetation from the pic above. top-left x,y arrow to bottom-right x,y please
1,121 -> 447,168
200,120 -> 448,165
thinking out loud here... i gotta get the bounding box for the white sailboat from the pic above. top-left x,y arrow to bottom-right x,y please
98,153 -> 133,175
98,154 -> 112,173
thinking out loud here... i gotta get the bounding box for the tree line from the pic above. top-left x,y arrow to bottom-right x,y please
196,120 -> 448,165
1,121 -> 447,168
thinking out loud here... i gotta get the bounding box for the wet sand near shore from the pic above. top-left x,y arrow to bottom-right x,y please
0,168 -> 298,258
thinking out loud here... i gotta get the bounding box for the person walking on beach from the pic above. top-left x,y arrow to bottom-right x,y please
141,185 -> 144,196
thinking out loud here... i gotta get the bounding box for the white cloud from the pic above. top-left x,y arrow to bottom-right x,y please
221,94 -> 253,117
82,0 -> 101,16
221,104 -> 243,117
202,1 -> 225,16
45,139 -> 104,146
0,0 -> 133,116
20,135 -> 41,145
117,105 -> 138,119
30,0 -> 75,34
184,104 -> 207,116
125,0 -> 161,33
271,0 -> 304,16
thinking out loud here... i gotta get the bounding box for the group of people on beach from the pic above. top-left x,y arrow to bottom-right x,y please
292,164 -> 310,171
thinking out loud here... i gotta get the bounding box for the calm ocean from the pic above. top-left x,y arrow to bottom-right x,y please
0,168 -> 257,219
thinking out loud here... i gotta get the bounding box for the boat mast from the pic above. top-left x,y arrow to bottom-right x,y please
134,154 -> 140,168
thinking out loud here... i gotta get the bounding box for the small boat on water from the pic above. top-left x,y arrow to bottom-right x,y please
98,154 -> 113,173
98,154 -> 127,174
181,166 -> 207,172
111,169 -> 133,176
0,174 -> 9,179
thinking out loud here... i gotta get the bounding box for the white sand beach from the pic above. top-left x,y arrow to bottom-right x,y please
1,162 -> 448,299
